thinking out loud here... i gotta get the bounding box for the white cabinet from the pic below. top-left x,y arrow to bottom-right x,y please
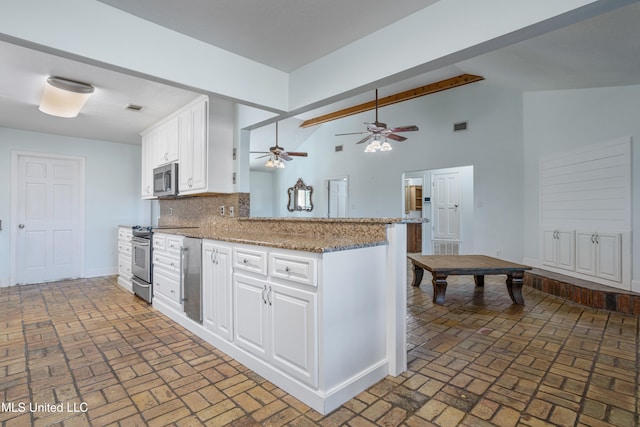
140,130 -> 155,199
152,233 -> 184,308
139,95 -> 234,198
233,246 -> 318,388
178,99 -> 208,194
117,227 -> 133,289
576,231 -> 621,282
202,241 -> 233,341
153,116 -> 179,167
542,228 -> 575,271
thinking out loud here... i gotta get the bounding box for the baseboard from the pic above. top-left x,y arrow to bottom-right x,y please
632,279 -> 640,294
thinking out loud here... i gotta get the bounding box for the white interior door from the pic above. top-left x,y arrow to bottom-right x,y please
327,178 -> 348,218
432,171 -> 461,240
13,153 -> 84,284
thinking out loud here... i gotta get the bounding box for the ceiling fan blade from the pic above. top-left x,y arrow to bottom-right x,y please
389,125 -> 419,132
386,133 -> 408,142
287,152 -> 308,157
250,151 -> 270,154
279,152 -> 292,161
356,134 -> 373,145
255,153 -> 271,159
336,131 -> 367,136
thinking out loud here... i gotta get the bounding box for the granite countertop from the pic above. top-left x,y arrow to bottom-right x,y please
241,217 -> 428,224
154,217 -> 423,253
167,229 -> 386,253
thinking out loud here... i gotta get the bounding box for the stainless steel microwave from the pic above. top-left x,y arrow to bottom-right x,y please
153,163 -> 178,197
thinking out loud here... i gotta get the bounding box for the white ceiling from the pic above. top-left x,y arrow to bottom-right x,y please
0,1 -> 639,167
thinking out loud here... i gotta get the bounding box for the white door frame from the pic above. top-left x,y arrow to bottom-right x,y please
10,151 -> 86,285
325,175 -> 349,218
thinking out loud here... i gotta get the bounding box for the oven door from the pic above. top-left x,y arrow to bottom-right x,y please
131,237 -> 151,283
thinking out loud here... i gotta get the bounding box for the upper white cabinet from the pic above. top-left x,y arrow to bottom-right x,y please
154,116 -> 179,167
140,95 -> 234,198
576,231 -> 621,282
141,131 -> 154,199
542,228 -> 575,271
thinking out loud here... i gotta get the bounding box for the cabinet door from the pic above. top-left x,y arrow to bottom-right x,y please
178,109 -> 193,191
234,274 -> 269,359
155,116 -> 179,166
556,230 -> 575,271
189,99 -> 208,191
575,231 -> 596,275
203,243 -> 233,341
268,283 -> 318,388
141,132 -> 155,199
178,100 -> 208,194
541,229 -> 557,267
596,233 -> 621,282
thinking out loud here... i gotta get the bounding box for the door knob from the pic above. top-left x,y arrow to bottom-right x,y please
18,224 -> 25,229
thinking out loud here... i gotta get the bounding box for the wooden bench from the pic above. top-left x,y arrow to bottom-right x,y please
408,254 -> 532,305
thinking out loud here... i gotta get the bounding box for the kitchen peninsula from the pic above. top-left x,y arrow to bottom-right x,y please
137,194 -> 412,414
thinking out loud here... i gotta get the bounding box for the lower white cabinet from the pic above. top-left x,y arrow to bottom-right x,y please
576,231 -> 621,282
542,228 -> 575,271
156,237 -> 394,415
234,273 -> 318,388
202,241 -> 233,341
117,227 -> 133,290
153,233 -> 184,309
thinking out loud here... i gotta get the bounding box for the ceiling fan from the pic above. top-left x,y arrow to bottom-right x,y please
251,122 -> 308,168
335,89 -> 418,151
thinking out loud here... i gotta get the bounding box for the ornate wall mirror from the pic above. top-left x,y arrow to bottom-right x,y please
287,178 -> 313,212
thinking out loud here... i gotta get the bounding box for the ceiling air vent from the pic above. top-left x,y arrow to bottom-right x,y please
453,121 -> 468,132
335,145 -> 343,152
124,104 -> 143,112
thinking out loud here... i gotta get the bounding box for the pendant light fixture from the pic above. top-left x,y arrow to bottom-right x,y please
39,76 -> 95,118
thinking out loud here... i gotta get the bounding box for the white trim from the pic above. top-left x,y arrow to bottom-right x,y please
10,151 -> 86,286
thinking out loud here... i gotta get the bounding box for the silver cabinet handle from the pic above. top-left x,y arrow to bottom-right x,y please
267,286 -> 272,306
261,285 -> 267,304
595,233 -> 599,244
18,224 -> 25,229
243,259 -> 249,264
285,266 -> 291,273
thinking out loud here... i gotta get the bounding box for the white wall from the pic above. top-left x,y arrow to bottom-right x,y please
522,84 -> 640,287
0,128 -> 148,286
271,82 -> 525,260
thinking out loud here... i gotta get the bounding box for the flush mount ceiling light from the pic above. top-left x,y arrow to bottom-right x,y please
39,76 -> 95,118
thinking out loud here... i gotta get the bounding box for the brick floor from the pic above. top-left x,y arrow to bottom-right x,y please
0,272 -> 637,426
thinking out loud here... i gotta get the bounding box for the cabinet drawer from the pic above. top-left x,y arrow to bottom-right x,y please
154,269 -> 181,304
166,236 -> 184,253
270,253 -> 317,287
153,235 -> 166,251
118,228 -> 133,241
118,241 -> 132,256
118,254 -> 132,277
153,253 -> 181,276
233,247 -> 268,276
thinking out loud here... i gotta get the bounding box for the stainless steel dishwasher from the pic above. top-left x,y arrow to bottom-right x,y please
181,237 -> 202,323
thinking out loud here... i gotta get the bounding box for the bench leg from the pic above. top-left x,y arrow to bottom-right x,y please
432,273 -> 448,305
506,272 -> 525,305
411,264 -> 424,287
473,275 -> 485,287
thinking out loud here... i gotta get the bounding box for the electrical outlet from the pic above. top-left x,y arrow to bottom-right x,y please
219,206 -> 225,216
168,208 -> 173,216
229,206 -> 234,217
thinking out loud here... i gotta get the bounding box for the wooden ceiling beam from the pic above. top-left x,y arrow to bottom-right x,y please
299,74 -> 484,128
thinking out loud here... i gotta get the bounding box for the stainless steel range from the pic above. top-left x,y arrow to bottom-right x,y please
131,226 -> 153,302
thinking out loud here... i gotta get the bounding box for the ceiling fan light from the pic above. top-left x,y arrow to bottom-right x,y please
380,141 -> 393,151
265,158 -> 275,167
39,76 -> 94,118
364,142 -> 377,153
276,159 -> 286,168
